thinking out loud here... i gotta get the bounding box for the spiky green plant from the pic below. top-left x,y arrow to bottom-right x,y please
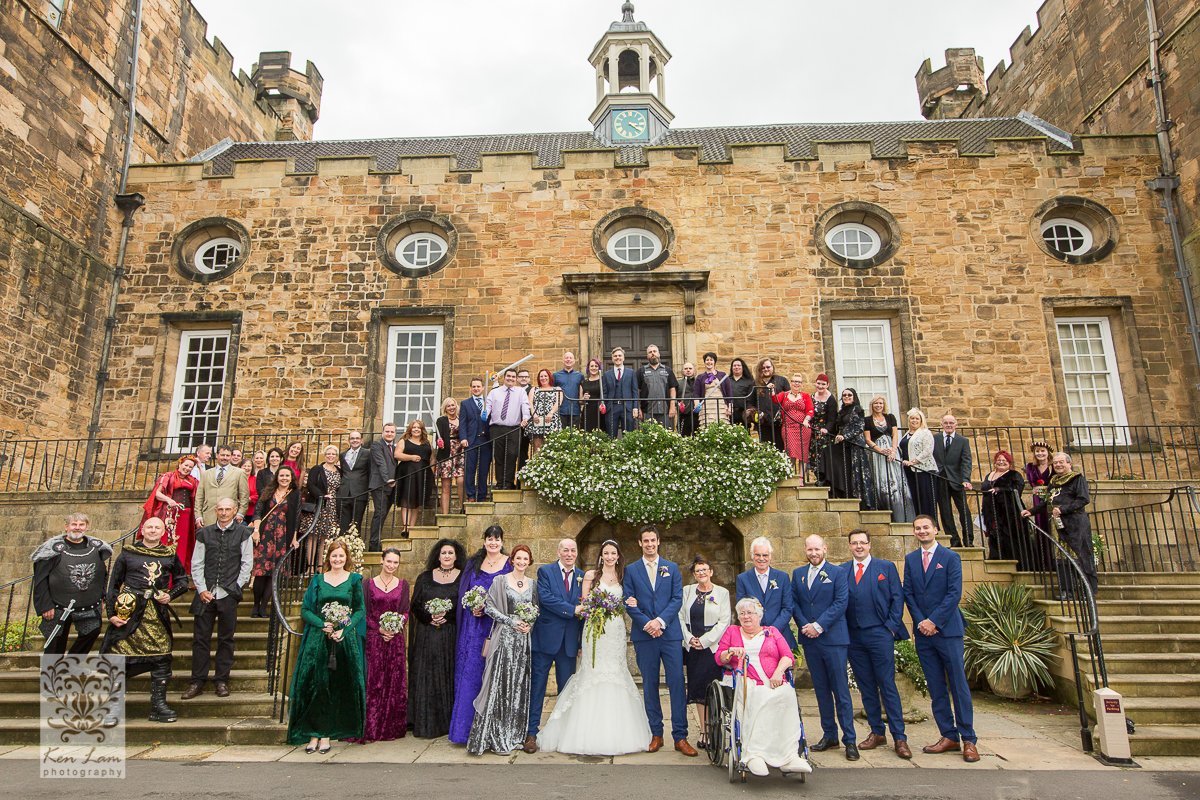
962,583 -> 1058,696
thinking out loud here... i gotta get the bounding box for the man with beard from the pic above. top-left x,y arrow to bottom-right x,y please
32,512 -> 111,655
638,344 -> 678,430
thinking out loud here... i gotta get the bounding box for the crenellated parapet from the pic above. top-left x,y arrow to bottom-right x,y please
915,48 -> 986,120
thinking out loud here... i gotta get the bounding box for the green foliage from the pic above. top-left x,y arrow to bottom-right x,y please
962,583 -> 1058,695
0,618 -> 37,653
893,639 -> 928,696
518,422 -> 792,525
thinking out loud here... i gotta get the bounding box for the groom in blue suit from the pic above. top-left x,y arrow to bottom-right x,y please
792,534 -> 859,760
601,347 -> 640,437
623,525 -> 697,756
525,538 -> 584,753
903,515 -> 979,763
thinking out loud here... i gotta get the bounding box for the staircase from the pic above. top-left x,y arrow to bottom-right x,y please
0,595 -> 289,745
1035,572 -> 1200,757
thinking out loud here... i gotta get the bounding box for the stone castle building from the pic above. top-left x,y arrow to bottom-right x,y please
1,0 -> 1197,465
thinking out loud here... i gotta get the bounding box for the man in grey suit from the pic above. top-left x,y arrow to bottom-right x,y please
338,430 -> 371,536
932,414 -> 973,547
194,445 -> 250,526
367,423 -> 398,551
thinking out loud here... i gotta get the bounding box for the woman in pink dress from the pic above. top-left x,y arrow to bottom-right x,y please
354,547 -> 411,742
140,454 -> 200,573
773,374 -> 815,482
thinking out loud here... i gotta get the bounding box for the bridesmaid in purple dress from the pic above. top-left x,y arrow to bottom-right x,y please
448,525 -> 511,744
355,547 -> 411,742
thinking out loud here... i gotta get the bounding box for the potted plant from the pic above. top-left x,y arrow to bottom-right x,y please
962,583 -> 1058,700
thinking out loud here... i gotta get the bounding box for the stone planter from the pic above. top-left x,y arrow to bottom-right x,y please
986,670 -> 1034,700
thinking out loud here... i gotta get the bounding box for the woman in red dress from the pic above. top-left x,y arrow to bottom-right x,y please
141,454 -> 200,573
772,374 -> 815,483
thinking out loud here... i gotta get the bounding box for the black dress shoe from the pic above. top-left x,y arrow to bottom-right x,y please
845,743 -> 860,761
809,737 -> 839,752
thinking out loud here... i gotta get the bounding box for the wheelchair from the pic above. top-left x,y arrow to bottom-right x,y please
703,668 -> 811,783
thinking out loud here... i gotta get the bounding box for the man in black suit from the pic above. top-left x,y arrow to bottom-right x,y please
338,430 -> 370,536
367,423 -> 398,551
932,414 -> 973,547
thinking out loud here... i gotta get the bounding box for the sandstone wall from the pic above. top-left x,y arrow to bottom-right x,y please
108,138 -> 1193,448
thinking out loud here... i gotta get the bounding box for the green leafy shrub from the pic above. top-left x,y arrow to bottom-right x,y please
518,422 -> 791,525
962,583 -> 1058,696
893,639 -> 928,696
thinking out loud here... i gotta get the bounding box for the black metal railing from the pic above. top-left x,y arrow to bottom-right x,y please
1090,486 -> 1200,573
0,524 -> 141,655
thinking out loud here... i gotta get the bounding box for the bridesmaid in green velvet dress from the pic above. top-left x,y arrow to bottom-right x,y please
287,538 -> 367,752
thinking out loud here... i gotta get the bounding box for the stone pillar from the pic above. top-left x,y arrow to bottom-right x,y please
639,43 -> 650,93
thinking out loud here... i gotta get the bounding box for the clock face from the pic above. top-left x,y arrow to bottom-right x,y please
612,109 -> 649,141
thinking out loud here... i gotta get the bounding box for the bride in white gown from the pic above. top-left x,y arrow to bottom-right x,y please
537,540 -> 652,755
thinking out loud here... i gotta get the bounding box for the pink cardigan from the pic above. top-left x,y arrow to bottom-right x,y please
714,625 -> 794,685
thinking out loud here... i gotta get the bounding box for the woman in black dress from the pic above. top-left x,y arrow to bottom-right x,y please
981,450 -> 1027,565
809,373 -> 837,485
579,358 -> 604,433
678,556 -> 730,747
395,419 -> 435,531
753,358 -> 789,449
727,358 -> 756,431
410,538 -> 466,738
256,447 -> 285,500
829,387 -> 878,509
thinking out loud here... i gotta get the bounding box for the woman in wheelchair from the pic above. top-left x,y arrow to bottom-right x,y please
714,598 -> 812,776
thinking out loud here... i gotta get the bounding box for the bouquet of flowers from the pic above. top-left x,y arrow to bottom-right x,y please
461,586 -> 487,612
379,611 -> 405,635
578,587 -> 622,666
425,597 -> 453,617
513,601 -> 539,627
321,601 -> 353,669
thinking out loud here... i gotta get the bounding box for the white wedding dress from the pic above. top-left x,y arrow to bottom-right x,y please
536,582 -> 652,755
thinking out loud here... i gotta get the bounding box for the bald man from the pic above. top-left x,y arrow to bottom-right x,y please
792,534 -> 858,760
185,497 -> 253,700
526,538 -> 585,752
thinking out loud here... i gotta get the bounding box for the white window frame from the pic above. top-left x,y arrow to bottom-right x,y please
193,237 -> 242,274
832,319 -> 900,417
395,232 -> 448,270
385,325 -> 444,429
607,228 -> 662,265
166,329 -> 231,453
1041,218 -> 1093,256
46,0 -> 66,27
1055,316 -> 1130,446
826,222 -> 882,261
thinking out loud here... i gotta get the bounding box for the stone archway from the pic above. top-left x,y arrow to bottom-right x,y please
575,515 -> 746,589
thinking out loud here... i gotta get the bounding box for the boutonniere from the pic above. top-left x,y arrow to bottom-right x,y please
659,566 -> 670,578
818,570 -> 831,583
768,579 -> 779,590
706,594 -> 718,605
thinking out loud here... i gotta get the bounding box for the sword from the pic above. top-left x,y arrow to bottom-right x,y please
42,599 -> 76,652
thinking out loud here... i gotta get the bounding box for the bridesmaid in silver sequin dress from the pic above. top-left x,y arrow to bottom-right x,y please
467,545 -> 539,755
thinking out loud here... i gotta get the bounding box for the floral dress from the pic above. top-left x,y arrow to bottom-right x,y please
437,418 -> 465,479
527,388 -> 561,436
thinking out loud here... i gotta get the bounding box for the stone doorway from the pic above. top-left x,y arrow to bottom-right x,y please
575,515 -> 745,590
602,319 -> 673,373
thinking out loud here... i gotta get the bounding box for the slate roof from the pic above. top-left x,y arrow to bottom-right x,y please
203,114 -> 1077,175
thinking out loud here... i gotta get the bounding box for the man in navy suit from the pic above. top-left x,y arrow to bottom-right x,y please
459,377 -> 491,502
525,538 -> 584,753
601,347 -> 639,437
844,529 -> 912,759
792,534 -> 859,760
623,525 -> 697,756
903,515 -> 979,763
735,536 -> 795,650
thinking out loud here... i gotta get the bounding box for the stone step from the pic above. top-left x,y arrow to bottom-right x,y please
1094,586 -> 1200,600
1128,724 -> 1200,757
0,668 -> 271,694
1101,572 -> 1200,586
1082,672 -> 1200,697
1042,599 -> 1200,616
1122,696 -> 1200,726
0,715 -> 286,746
1059,615 -> 1200,634
1075,652 -> 1200,675
1,649 -> 273,672
1079,633 -> 1200,655
0,691 -> 277,718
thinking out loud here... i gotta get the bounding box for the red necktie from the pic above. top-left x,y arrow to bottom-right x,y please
563,569 -> 570,593
855,562 -> 864,585
922,550 -> 932,573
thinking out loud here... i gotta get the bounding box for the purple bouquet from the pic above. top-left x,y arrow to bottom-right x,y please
578,587 -> 622,667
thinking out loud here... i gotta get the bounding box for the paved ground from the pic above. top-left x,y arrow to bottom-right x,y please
3,692 -> 1198,779
0,763 -> 1196,799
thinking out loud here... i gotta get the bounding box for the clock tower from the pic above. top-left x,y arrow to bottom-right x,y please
588,2 -> 673,145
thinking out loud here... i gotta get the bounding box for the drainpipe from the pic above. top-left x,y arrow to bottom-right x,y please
79,0 -> 145,490
1144,0 -> 1200,393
